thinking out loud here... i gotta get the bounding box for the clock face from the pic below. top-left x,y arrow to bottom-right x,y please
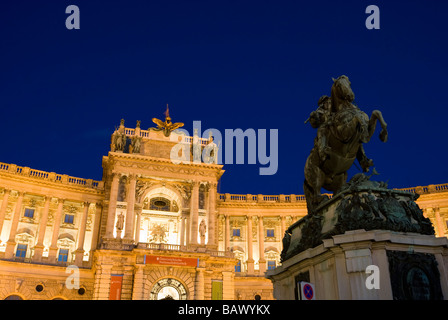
149,278 -> 188,300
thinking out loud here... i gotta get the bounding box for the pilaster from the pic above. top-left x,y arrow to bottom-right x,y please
5,191 -> 25,259
33,195 -> 51,262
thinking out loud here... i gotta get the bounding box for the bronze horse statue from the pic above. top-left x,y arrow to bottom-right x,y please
304,75 -> 388,214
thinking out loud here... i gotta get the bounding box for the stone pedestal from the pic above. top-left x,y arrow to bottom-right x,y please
268,229 -> 448,300
267,179 -> 448,300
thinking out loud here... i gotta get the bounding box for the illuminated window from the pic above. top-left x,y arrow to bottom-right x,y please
267,260 -> 276,270
150,197 -> 170,211
58,249 -> 69,262
24,208 -> 34,218
64,214 -> 74,224
15,244 -> 27,258
235,260 -> 241,272
266,229 -> 275,238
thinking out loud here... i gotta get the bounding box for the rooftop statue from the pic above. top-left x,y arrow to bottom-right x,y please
151,104 -> 184,137
111,119 -> 127,152
304,75 -> 388,214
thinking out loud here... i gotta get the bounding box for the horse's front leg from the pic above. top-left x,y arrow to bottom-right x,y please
369,110 -> 388,142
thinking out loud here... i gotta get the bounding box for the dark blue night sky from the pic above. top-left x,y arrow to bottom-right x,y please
1,0 -> 447,195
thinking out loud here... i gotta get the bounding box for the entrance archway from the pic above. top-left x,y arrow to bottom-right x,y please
149,278 -> 188,300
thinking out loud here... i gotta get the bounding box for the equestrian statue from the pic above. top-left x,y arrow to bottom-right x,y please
304,75 -> 388,214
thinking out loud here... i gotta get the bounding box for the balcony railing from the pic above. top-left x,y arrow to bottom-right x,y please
394,183 -> 448,195
124,127 -> 211,146
218,193 -> 310,203
217,183 -> 448,204
135,242 -> 234,258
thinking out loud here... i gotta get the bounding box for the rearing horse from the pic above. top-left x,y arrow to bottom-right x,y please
304,75 -> 388,214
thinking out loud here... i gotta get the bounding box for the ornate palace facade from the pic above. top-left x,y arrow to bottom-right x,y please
0,117 -> 447,300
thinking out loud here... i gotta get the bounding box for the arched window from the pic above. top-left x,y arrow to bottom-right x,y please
144,197 -> 179,213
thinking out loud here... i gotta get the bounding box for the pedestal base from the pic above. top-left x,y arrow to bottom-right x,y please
267,229 -> 448,300
281,177 -> 434,261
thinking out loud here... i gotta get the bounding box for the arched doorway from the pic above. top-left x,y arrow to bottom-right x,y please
149,278 -> 188,300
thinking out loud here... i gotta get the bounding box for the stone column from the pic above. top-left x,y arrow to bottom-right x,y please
75,202 -> 90,266
49,198 -> 65,262
434,207 -> 445,237
280,215 -> 286,237
33,195 -> 51,261
195,267 -> 205,300
190,181 -> 200,245
135,208 -> 142,243
124,174 -> 137,240
105,173 -> 120,238
132,264 -> 145,300
180,216 -> 185,246
208,182 -> 217,246
246,216 -> 254,274
0,189 -> 11,236
222,271 -> 235,300
225,214 -> 230,251
90,202 -> 102,251
258,216 -> 266,273
185,216 -> 190,246
5,191 -> 25,259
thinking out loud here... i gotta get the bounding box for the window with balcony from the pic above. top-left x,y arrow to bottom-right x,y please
58,249 -> 69,262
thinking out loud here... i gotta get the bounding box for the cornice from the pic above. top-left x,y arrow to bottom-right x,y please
106,152 -> 224,179
108,151 -> 224,170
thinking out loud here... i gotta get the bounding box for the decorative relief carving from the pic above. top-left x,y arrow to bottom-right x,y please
47,210 -> 55,225
86,214 -> 93,231
136,180 -> 154,201
64,204 -> 78,214
173,183 -> 192,201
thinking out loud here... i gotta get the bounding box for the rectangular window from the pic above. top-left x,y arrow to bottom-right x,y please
64,214 -> 74,224
235,260 -> 241,272
15,244 -> 27,258
267,260 -> 276,270
58,249 -> 69,262
266,229 -> 275,238
24,208 -> 34,218
232,228 -> 241,237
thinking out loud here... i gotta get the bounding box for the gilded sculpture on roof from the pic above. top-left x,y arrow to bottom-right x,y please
151,104 -> 184,137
